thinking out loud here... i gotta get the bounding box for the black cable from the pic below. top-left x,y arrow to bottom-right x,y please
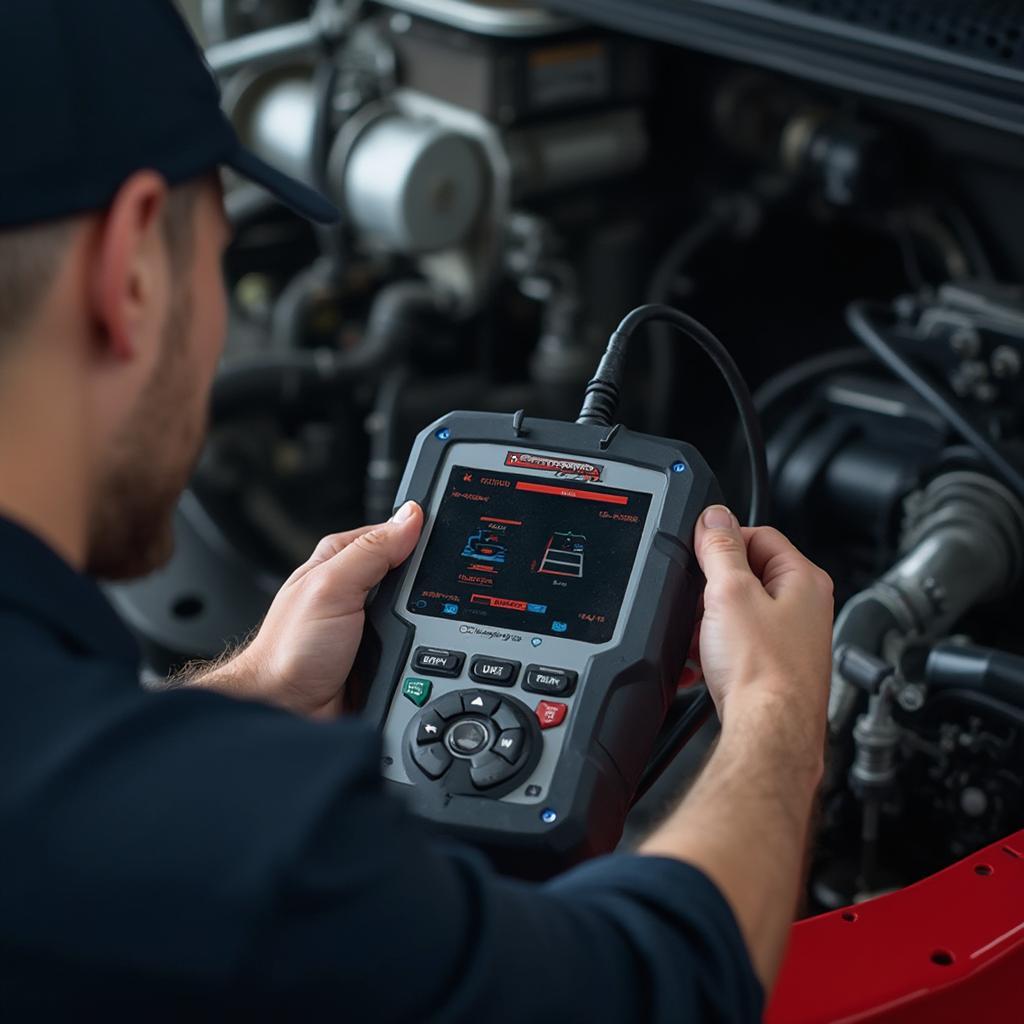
578,303 -> 771,527
309,53 -> 345,271
576,304 -> 770,801
632,687 -> 714,805
645,211 -> 732,435
753,347 -> 876,417
846,300 -> 1024,503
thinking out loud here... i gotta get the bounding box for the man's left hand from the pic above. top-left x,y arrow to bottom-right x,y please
188,501 -> 423,718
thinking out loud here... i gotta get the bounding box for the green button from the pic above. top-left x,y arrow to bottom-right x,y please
402,677 -> 432,707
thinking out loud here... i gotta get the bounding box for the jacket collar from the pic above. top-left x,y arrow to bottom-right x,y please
0,515 -> 139,665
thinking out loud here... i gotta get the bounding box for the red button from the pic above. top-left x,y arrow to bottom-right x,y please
535,701 -> 568,729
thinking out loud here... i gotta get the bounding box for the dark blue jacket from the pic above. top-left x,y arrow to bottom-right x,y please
0,517 -> 761,1020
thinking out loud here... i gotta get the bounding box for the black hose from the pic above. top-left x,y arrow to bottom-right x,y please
846,300 -> 1024,503
579,303 -> 770,527
365,365 -> 413,523
213,280 -> 447,421
270,258 -> 337,352
925,642 -> 1024,710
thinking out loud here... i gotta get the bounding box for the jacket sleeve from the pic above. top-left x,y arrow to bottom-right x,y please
243,713 -> 764,1024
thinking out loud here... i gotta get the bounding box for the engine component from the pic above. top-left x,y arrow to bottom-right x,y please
240,72 -> 319,183
830,470 -> 1024,731
886,281 -> 1024,407
925,641 -> 1024,711
714,72 -> 909,208
339,114 -> 486,252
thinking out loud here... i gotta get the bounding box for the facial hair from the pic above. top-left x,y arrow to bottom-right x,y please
86,287 -> 207,581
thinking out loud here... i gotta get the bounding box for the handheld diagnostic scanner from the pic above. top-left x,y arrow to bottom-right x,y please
357,305 -> 768,872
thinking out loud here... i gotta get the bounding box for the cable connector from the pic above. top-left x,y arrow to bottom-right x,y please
576,304 -> 770,526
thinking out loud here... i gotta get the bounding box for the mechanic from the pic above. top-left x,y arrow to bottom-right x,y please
0,1 -> 833,1019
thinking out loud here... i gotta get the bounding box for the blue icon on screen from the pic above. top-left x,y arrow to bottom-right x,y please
551,621 -> 568,633
443,603 -> 459,616
531,638 -> 543,648
527,603 -> 548,615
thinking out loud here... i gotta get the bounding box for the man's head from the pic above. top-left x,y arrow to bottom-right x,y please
0,171 -> 231,579
0,1 -> 339,578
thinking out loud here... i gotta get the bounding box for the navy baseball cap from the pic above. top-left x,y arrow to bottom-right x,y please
0,0 -> 339,228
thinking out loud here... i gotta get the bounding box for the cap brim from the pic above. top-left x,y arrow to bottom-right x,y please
226,145 -> 341,225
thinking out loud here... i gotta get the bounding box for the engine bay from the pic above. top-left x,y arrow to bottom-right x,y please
114,0 -> 1024,915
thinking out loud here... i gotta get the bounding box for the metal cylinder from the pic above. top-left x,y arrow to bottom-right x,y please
244,75 -> 317,184
339,115 -> 487,253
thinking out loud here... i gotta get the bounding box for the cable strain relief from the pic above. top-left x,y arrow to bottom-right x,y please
576,377 -> 621,426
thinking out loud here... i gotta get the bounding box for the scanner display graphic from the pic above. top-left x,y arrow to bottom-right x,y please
407,465 -> 652,644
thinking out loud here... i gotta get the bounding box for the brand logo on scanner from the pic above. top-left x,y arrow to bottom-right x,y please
459,625 -> 523,644
505,452 -> 603,481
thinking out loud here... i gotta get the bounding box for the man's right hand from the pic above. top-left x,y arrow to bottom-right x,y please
639,506 -> 833,992
693,504 -> 833,773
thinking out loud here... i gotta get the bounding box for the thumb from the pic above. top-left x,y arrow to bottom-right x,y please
693,505 -> 752,581
314,501 -> 424,610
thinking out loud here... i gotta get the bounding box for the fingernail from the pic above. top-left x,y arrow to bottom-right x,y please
703,505 -> 735,530
391,501 -> 417,524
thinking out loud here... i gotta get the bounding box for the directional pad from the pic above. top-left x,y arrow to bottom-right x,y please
406,689 -> 537,793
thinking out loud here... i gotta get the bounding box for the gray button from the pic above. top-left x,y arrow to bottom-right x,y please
446,720 -> 491,757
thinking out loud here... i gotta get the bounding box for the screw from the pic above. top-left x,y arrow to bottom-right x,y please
671,462 -> 687,473
950,328 -> 981,358
435,428 -> 451,441
541,808 -> 558,824
897,684 -> 926,713
991,345 -> 1022,380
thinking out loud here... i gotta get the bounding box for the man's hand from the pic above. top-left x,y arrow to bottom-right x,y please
186,501 -> 423,718
694,504 -> 834,771
639,505 -> 833,990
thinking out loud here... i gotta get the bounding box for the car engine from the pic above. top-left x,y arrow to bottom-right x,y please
114,0 -> 1024,914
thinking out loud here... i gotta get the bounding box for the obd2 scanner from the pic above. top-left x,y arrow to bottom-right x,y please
357,305 -> 769,872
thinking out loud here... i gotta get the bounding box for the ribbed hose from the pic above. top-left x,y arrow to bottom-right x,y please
829,470 -> 1024,732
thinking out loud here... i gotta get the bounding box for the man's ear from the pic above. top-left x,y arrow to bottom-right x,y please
89,171 -> 170,361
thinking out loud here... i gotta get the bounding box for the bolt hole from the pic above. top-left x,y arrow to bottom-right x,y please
975,863 -> 994,876
172,595 -> 205,620
931,949 -> 955,967
841,911 -> 858,922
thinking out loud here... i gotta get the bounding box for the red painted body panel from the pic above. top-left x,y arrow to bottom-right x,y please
768,830 -> 1024,1023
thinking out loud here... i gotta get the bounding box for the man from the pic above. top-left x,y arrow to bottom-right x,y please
0,1 -> 834,1019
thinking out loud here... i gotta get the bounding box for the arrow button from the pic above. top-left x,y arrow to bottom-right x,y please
461,690 -> 501,716
494,728 -> 525,764
415,710 -> 446,745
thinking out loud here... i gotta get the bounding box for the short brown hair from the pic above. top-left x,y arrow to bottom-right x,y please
0,175 -> 208,345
